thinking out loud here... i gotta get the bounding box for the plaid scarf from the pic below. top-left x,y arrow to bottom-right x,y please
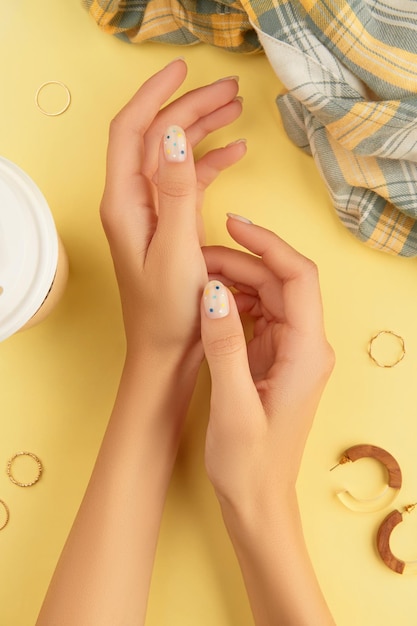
83,0 -> 417,256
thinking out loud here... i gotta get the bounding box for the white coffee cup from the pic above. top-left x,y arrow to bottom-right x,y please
0,156 -> 68,341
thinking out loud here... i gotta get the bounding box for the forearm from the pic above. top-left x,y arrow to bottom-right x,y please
37,346 -> 201,626
221,488 -> 335,626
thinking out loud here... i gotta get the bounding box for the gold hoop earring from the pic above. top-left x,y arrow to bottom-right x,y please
377,504 -> 417,574
331,444 -> 401,512
35,80 -> 71,117
368,330 -> 405,368
0,500 -> 9,531
7,452 -> 43,487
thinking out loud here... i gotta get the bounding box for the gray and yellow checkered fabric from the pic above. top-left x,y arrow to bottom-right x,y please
83,0 -> 417,256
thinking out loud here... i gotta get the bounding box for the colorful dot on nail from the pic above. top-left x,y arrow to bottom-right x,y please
209,308 -> 214,313
180,150 -> 185,154
215,285 -> 220,290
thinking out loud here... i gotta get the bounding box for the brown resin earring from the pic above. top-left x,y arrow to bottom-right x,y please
377,504 -> 417,574
331,444 -> 402,512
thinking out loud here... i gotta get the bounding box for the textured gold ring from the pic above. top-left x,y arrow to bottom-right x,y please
0,500 -> 10,531
35,81 -> 71,116
368,330 -> 406,368
7,452 -> 43,487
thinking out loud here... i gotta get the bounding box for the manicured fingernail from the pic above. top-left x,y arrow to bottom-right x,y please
227,212 -> 253,224
164,56 -> 185,68
164,125 -> 186,162
214,75 -> 240,84
226,138 -> 247,147
203,281 -> 230,319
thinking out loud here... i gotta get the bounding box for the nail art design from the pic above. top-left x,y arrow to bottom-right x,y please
203,281 -> 230,319
164,125 -> 186,162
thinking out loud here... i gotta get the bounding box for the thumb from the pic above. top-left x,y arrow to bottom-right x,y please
201,280 -> 259,415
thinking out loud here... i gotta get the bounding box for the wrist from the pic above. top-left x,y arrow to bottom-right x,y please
210,454 -> 300,526
217,484 -> 335,626
219,482 -> 299,537
125,336 -> 203,373
115,341 -> 203,453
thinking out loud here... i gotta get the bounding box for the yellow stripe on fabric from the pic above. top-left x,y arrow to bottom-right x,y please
88,0 -> 120,32
125,0 -> 250,47
240,0 -> 277,28
327,133 -> 390,198
368,205 -> 415,255
304,2 -> 417,93
326,101 -> 400,151
128,16 -> 185,43
125,3 -> 186,42
327,133 -> 414,254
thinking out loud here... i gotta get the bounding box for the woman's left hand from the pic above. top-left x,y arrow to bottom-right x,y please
100,58 -> 246,359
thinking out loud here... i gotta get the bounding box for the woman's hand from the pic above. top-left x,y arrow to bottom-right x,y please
201,215 -> 335,505
36,65 -> 247,626
100,58 -> 246,358
200,216 -> 336,625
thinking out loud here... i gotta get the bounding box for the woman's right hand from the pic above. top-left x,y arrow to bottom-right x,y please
201,215 -> 335,507
200,216 -> 336,625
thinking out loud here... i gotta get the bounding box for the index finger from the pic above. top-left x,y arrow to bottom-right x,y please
105,59 -> 188,198
226,217 -> 326,335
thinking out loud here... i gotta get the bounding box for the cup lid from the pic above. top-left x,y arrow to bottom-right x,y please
0,156 -> 58,341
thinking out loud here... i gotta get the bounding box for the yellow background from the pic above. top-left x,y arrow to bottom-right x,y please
1,1 -> 417,624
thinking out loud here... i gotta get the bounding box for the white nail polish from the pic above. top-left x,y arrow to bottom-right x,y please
226,212 -> 253,224
164,125 -> 186,162
203,281 -> 230,319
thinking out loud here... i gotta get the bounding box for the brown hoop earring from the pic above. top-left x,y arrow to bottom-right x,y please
331,444 -> 402,512
377,504 -> 417,574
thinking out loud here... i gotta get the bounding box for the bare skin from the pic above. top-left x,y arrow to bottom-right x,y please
37,59 -> 335,626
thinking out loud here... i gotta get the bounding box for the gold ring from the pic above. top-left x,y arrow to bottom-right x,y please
7,452 -> 43,487
35,81 -> 71,116
368,330 -> 406,368
0,500 -> 10,531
